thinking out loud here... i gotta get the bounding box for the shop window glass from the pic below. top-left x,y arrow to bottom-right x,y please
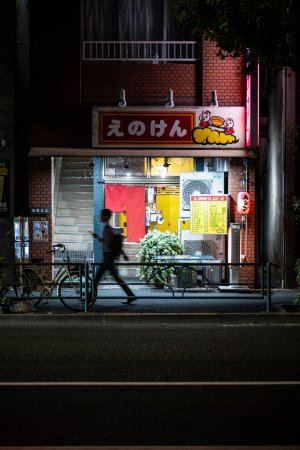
151,157 -> 194,177
105,157 -> 147,176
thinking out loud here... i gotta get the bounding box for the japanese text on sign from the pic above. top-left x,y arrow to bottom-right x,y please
190,195 -> 228,234
29,207 -> 50,215
98,112 -> 195,145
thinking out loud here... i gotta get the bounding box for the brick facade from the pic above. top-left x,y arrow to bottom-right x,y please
28,157 -> 52,268
228,158 -> 256,285
28,2 -> 254,285
202,40 -> 245,106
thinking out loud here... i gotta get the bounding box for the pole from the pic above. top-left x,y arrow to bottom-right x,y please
266,262 -> 271,312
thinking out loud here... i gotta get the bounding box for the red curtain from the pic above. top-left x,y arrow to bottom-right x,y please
126,186 -> 145,242
105,184 -> 127,212
105,185 -> 145,242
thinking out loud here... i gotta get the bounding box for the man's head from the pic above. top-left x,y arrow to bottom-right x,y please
101,208 -> 112,222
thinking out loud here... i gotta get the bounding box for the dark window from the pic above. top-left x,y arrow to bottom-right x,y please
83,0 -> 192,41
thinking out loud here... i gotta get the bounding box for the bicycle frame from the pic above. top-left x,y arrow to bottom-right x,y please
41,263 -> 78,296
14,244 -> 80,297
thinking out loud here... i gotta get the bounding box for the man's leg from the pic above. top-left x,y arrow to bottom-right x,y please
109,264 -> 136,301
93,263 -> 106,299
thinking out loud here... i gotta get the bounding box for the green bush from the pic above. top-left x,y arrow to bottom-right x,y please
137,230 -> 183,285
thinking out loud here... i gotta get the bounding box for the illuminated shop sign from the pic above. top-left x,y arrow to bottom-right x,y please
190,194 -> 229,235
93,107 -> 246,149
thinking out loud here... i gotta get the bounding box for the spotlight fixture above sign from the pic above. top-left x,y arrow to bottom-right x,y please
210,90 -> 218,107
165,89 -> 174,108
118,88 -> 126,107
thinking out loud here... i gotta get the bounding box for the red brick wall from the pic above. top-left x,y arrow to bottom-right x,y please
29,41 -> 246,147
202,40 -> 245,106
81,62 -> 201,107
28,157 -> 52,266
228,158 -> 256,285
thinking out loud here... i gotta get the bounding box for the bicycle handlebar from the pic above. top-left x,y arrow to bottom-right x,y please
47,243 -> 66,254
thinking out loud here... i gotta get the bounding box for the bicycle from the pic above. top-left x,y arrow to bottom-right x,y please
14,244 -> 93,312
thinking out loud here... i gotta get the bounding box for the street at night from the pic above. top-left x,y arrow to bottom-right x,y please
0,323 -> 300,446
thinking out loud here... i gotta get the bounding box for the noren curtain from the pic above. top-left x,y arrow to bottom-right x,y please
105,185 -> 145,242
126,186 -> 145,242
105,184 -> 127,212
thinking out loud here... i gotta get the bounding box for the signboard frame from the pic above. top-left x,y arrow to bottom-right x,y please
190,194 -> 229,235
92,106 -> 246,150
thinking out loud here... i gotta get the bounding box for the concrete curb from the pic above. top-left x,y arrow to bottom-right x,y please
1,312 -> 300,326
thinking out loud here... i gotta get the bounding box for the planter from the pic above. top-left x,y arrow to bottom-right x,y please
9,299 -> 34,314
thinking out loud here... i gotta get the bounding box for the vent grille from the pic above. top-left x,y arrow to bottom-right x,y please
183,240 -> 214,257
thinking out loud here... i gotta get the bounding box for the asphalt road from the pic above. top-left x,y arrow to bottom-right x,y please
1,324 -> 300,446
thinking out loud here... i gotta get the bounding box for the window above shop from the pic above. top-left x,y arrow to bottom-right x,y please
151,157 -> 194,177
82,0 -> 199,62
104,157 -> 195,179
105,157 -> 147,177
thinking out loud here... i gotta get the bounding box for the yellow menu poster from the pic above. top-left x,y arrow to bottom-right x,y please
190,195 -> 228,234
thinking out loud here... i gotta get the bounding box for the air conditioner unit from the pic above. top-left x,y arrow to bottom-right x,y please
183,239 -> 214,257
182,238 -> 221,285
180,172 -> 225,217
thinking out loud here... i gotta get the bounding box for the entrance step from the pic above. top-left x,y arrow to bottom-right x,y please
56,207 -> 93,217
57,199 -> 94,209
60,184 -> 93,192
58,191 -> 93,200
55,215 -> 92,225
55,224 -> 91,234
55,232 -> 92,242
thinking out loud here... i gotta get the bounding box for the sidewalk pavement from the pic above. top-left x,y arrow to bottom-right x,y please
1,288 -> 300,326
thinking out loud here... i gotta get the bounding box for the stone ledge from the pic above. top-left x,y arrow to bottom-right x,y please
1,312 -> 300,327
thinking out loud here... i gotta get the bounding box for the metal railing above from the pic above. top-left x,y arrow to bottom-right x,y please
82,41 -> 200,62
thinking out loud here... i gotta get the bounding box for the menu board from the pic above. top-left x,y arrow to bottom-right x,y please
190,195 -> 228,234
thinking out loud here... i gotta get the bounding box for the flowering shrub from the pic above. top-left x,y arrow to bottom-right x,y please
137,230 -> 183,285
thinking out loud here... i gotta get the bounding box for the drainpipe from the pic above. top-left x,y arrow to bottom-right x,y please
281,68 -> 286,289
93,157 -> 104,264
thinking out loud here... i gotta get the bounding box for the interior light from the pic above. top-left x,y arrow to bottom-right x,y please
157,166 -> 168,177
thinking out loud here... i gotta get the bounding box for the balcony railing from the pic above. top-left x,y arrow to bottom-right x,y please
82,41 -> 200,62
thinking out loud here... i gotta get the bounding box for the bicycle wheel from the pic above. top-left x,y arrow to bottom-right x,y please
14,267 -> 45,307
58,272 -> 93,312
